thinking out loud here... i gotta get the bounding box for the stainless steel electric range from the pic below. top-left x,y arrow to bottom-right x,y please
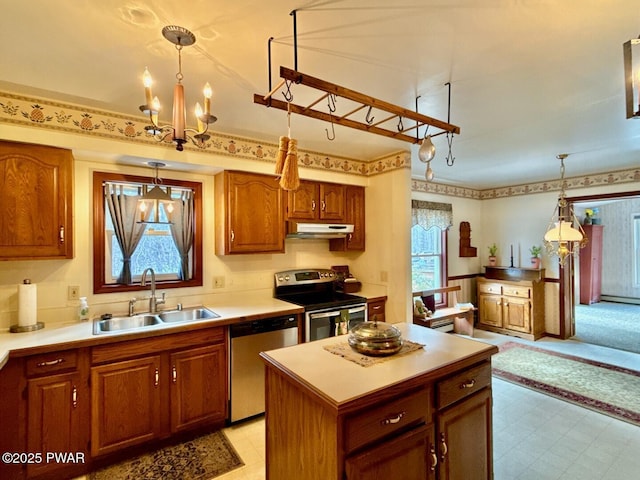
274,269 -> 367,342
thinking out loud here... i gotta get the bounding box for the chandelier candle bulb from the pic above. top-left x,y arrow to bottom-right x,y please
203,82 -> 212,117
143,67 -> 153,106
195,103 -> 205,132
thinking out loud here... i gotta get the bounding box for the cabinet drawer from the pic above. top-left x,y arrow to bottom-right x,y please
478,283 -> 501,295
344,387 -> 431,453
437,362 -> 491,409
26,349 -> 78,377
367,300 -> 386,322
502,285 -> 531,298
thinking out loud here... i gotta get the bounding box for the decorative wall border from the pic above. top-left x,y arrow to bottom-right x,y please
0,91 -> 411,177
412,167 -> 640,200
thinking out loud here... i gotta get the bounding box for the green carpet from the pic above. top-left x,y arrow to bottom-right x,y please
573,301 -> 640,354
90,430 -> 244,480
492,342 -> 640,426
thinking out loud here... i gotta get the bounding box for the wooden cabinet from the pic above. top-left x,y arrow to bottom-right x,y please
0,140 -> 74,260
91,327 -> 227,457
477,277 -> 545,340
366,298 -> 386,322
262,326 -> 496,480
91,355 -> 162,456
287,180 -> 345,222
330,185 -> 365,251
215,170 -> 284,254
25,349 -> 89,479
580,224 -> 603,304
170,344 -> 227,433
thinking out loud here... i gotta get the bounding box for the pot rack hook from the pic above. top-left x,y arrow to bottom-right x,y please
444,82 -> 455,166
365,106 -> 375,125
397,116 -> 404,132
282,80 -> 294,103
325,102 -> 336,141
327,93 -> 337,113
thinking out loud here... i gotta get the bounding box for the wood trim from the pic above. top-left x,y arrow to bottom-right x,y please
92,171 -> 203,294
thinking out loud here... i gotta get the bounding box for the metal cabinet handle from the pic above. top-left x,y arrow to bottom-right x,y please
321,200 -> 326,211
172,366 -> 177,383
348,233 -> 353,242
59,226 -> 65,244
72,386 -> 77,408
461,379 -> 476,389
381,411 -> 405,425
37,358 -> 65,367
429,443 -> 438,472
230,230 -> 235,243
311,200 -> 316,211
154,368 -> 159,387
372,305 -> 382,311
440,433 -> 448,461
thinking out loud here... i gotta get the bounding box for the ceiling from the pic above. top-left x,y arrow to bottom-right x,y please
1,0 -> 639,189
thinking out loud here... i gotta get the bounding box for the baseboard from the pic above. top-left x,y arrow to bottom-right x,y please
599,295 -> 640,305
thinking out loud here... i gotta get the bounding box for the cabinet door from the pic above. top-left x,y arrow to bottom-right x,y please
478,294 -> 502,327
286,180 -> 318,220
27,372 -> 84,477
345,424 -> 435,480
503,297 -> 531,333
170,344 -> 227,433
437,388 -> 492,480
224,171 -> 284,254
91,356 -> 162,456
0,141 -> 73,259
330,185 -> 365,251
367,299 -> 386,323
319,183 -> 345,221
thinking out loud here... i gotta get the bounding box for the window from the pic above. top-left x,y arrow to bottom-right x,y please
411,200 -> 451,307
93,171 -> 203,294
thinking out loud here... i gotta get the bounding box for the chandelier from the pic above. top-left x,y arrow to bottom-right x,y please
140,25 -> 217,151
543,154 -> 587,263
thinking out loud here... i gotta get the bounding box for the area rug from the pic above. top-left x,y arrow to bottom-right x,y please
573,301 -> 640,354
90,431 -> 244,480
492,342 -> 640,426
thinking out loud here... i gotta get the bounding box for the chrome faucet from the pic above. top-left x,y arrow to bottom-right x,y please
140,268 -> 165,313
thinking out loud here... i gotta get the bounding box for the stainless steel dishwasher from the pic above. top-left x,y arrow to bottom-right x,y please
229,314 -> 298,422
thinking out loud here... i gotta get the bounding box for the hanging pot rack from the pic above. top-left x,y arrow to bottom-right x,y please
254,66 -> 460,144
253,10 -> 460,145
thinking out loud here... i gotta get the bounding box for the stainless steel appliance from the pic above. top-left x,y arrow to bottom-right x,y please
274,269 -> 367,342
229,315 -> 298,422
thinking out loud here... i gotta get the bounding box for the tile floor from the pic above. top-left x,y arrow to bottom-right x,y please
219,329 -> 640,480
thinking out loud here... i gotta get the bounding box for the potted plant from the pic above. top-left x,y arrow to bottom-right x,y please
583,208 -> 594,225
530,245 -> 542,269
488,243 -> 498,266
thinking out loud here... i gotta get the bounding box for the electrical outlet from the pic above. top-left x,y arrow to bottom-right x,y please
213,276 -> 225,288
68,285 -> 80,300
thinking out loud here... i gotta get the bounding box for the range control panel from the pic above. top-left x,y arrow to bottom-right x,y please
274,269 -> 336,287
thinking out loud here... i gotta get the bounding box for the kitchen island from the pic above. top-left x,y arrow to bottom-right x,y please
260,323 -> 498,480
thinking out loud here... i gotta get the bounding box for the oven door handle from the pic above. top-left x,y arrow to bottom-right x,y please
309,305 -> 366,319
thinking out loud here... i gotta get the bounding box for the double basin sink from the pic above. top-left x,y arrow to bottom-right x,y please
93,307 -> 220,335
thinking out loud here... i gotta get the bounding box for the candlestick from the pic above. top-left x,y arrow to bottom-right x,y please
510,244 -> 514,267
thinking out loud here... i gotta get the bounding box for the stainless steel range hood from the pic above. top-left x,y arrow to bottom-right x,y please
286,221 -> 354,239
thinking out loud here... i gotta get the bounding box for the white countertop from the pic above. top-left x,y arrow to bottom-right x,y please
261,323 -> 497,405
0,297 -> 303,370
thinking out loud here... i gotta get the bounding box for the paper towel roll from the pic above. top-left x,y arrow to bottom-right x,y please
18,280 -> 37,328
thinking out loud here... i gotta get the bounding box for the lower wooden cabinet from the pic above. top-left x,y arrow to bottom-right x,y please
91,355 -> 162,457
366,298 -> 386,323
26,371 -> 87,478
170,344 -> 227,433
477,277 -> 545,340
91,328 -> 228,457
345,424 -> 435,480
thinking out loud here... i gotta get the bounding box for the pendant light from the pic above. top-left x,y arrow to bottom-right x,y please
418,132 -> 436,163
543,154 -> 587,263
138,162 -> 174,224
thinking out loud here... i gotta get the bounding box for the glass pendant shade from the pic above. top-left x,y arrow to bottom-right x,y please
543,221 -> 583,243
425,163 -> 434,181
418,135 -> 436,163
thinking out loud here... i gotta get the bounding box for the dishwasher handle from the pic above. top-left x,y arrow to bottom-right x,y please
230,315 -> 298,338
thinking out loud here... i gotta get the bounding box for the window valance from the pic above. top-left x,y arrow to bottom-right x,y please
411,200 -> 453,230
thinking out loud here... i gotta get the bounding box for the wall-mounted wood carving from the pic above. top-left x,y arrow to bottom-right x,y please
459,221 -> 477,257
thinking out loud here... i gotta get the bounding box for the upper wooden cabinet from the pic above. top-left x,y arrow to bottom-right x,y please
0,141 -> 74,260
287,180 -> 346,222
215,171 -> 285,254
330,185 -> 365,251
